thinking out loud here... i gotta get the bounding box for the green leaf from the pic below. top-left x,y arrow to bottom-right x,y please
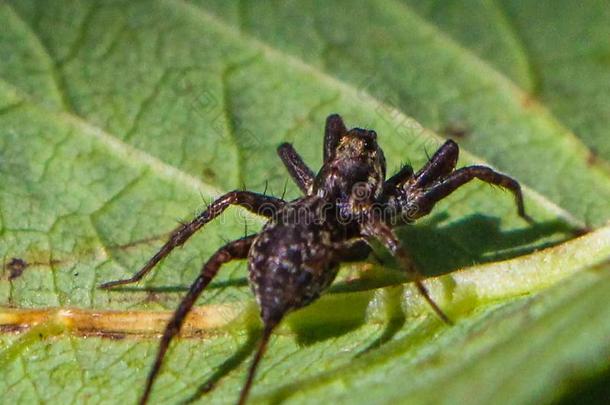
403,0 -> 610,165
200,0 -> 610,227
0,1 -> 608,404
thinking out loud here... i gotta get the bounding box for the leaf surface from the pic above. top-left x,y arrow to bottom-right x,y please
0,1 -> 609,404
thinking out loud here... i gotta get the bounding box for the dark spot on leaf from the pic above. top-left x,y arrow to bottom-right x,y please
7,257 -> 27,280
442,122 -> 470,139
587,148 -> 599,166
521,93 -> 538,108
99,331 -> 127,340
203,168 -> 217,180
593,50 -> 610,66
146,290 -> 161,303
0,325 -> 25,333
75,328 -> 127,340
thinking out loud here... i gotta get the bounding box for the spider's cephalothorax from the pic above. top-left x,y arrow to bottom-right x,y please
100,114 -> 532,405
314,126 -> 386,209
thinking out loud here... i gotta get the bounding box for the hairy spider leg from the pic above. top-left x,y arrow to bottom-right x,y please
385,164 -> 414,190
277,143 -> 315,194
323,113 -> 347,161
140,235 -> 256,405
99,191 -> 284,289
413,165 -> 533,223
363,220 -> 453,324
412,140 -> 459,188
237,321 -> 277,405
333,237 -> 393,267
337,239 -> 374,262
385,140 -> 459,190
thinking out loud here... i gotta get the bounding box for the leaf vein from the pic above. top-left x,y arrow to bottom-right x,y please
5,3 -> 75,112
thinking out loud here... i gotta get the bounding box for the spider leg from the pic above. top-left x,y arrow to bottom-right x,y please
100,191 -> 284,289
139,235 -> 256,405
384,140 -> 457,192
412,165 -> 533,223
323,113 -> 347,161
337,239 -> 373,262
237,321 -> 277,405
336,238 -> 390,267
385,164 -> 414,191
412,140 -> 459,188
277,143 -> 315,194
362,220 -> 452,324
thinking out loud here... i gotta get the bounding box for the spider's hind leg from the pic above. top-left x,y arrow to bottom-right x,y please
237,321 -> 277,405
139,234 -> 256,405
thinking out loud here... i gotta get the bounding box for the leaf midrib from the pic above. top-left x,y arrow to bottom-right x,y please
1,226 -> 608,338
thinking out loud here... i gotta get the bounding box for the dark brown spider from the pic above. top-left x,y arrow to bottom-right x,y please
100,114 -> 532,404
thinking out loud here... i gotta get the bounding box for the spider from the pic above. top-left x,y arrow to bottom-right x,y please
100,114 -> 532,404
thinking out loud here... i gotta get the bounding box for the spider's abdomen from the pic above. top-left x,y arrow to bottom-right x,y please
248,200 -> 341,324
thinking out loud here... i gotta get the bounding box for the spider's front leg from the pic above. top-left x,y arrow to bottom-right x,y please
411,165 -> 533,223
277,143 -> 315,194
323,113 -> 347,161
139,235 -> 256,405
385,139 -> 458,191
388,140 -> 532,223
362,219 -> 452,324
99,191 -> 284,289
412,140 -> 459,188
276,113 -> 349,195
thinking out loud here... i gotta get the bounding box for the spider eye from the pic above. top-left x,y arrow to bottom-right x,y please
363,132 -> 377,151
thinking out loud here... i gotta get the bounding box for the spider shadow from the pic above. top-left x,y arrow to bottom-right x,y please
106,213 -> 581,405
180,327 -> 261,405
393,213 -> 579,277
133,213 -> 577,296
265,214 -> 581,401
285,288 -> 376,346
356,284 -> 407,356
295,213 -> 577,348
118,213 -> 578,362
556,363 -> 610,405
